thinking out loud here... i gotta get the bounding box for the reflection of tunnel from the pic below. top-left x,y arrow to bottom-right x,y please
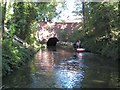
47,37 -> 59,47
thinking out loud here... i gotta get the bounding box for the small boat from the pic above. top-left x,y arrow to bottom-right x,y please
76,48 -> 85,53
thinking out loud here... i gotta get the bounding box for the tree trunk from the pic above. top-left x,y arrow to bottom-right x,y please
2,2 -> 7,38
2,2 -> 7,33
82,2 -> 85,29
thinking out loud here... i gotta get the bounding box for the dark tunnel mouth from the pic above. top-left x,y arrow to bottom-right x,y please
47,37 -> 59,47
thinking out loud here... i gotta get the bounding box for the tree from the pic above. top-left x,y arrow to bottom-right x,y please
1,1 -> 7,35
35,2 -> 58,22
12,2 -> 37,41
81,2 -> 119,60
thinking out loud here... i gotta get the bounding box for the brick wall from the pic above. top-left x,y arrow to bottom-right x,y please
37,22 -> 82,42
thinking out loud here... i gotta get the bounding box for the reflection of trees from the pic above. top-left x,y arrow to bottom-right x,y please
3,64 -> 32,88
35,49 -> 73,71
35,50 -> 55,72
109,72 -> 119,87
81,53 -> 119,88
82,67 -> 118,88
0,48 -> 1,88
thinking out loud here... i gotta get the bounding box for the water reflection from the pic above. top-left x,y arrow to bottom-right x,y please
77,53 -> 83,59
54,53 -> 84,88
55,69 -> 84,88
2,48 -> 119,88
34,48 -> 85,88
3,64 -> 32,88
35,49 -> 55,72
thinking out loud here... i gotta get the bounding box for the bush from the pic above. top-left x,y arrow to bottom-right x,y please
2,39 -> 34,77
101,43 -> 118,60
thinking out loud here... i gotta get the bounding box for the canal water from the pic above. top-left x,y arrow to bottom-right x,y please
3,47 -> 119,88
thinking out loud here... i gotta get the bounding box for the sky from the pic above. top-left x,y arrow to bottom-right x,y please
52,0 -> 83,22
8,0 -> 83,22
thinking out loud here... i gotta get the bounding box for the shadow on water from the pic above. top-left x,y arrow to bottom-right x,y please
2,47 -> 119,88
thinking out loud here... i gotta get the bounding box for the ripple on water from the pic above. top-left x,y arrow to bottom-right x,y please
54,69 -> 84,88
3,48 -> 118,88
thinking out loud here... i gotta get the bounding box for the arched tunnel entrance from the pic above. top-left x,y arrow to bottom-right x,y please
36,22 -> 82,46
47,36 -> 59,47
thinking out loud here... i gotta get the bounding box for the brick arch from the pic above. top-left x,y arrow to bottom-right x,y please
36,22 -> 82,42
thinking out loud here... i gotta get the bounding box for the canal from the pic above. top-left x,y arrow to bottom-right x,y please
3,47 -> 119,88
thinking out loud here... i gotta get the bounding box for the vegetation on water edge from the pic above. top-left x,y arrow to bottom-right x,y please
82,2 -> 119,60
2,39 -> 35,77
67,2 -> 119,60
1,2 -> 120,77
1,2 -> 57,77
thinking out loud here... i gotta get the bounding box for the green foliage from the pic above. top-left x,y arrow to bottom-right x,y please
12,2 -> 37,42
101,43 -> 118,60
4,2 -> 58,45
36,2 -> 58,22
59,30 -> 68,42
2,39 -> 34,77
1,2 -> 7,34
69,2 -> 119,60
9,23 -> 15,38
81,2 -> 120,60
2,2 -> 58,77
0,3 -> 2,26
69,29 -> 82,42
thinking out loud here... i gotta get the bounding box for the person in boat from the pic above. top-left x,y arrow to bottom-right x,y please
73,39 -> 81,50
